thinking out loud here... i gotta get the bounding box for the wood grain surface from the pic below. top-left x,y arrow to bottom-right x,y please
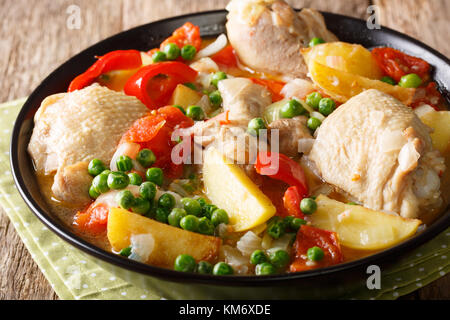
0,0 -> 448,300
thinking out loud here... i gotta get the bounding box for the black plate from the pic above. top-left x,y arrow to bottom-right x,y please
10,10 -> 450,287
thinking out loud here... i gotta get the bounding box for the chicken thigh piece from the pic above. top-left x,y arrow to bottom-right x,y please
310,89 -> 445,219
226,0 -> 337,78
28,84 -> 148,206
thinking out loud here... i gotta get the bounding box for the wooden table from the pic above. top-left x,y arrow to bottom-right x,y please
0,0 -> 449,300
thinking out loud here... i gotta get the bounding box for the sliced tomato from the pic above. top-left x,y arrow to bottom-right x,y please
121,115 -> 166,144
290,225 -> 343,272
211,45 -> 238,68
371,47 -> 430,82
250,78 -> 286,102
283,186 -> 305,219
160,22 -> 202,51
73,203 -> 109,235
68,50 -> 142,92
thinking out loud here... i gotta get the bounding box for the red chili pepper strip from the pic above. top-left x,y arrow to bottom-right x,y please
123,61 -> 197,109
255,151 -> 308,197
68,50 -> 142,92
283,186 -> 305,219
211,45 -> 238,68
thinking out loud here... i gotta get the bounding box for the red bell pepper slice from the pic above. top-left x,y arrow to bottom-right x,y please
250,78 -> 286,102
73,203 -> 109,235
68,50 -> 142,92
290,225 -> 343,272
371,47 -> 430,82
160,22 -> 202,51
411,82 -> 442,110
283,186 -> 305,218
211,45 -> 238,68
123,61 -> 198,109
255,151 -> 308,197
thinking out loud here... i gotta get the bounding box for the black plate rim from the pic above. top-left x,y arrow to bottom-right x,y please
10,9 -> 450,286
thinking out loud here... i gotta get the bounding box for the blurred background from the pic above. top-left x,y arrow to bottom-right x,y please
0,0 -> 448,299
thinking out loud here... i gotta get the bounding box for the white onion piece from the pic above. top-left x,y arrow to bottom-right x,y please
310,111 -> 325,122
196,34 -> 228,59
267,233 -> 293,251
110,142 -> 141,171
414,104 -> 435,118
189,57 -> 219,73
236,231 -> 262,257
129,234 -> 155,263
94,185 -> 140,209
221,245 -> 249,275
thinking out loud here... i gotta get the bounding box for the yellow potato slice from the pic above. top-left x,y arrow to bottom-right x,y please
307,60 -> 415,104
302,42 -> 383,79
203,147 -> 276,232
107,208 -> 221,268
419,110 -> 450,154
311,195 -> 421,251
168,84 -> 202,110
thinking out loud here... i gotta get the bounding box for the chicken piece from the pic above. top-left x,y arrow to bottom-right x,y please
226,0 -> 337,78
52,162 -> 93,205
310,89 -> 445,218
218,78 -> 272,124
268,116 -> 313,157
28,84 -> 148,206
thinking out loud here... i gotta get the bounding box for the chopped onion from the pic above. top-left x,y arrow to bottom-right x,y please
189,57 -> 219,73
221,245 -> 249,275
196,34 -> 228,59
269,233 -> 294,251
310,111 -> 326,122
110,142 -> 140,171
414,104 -> 435,118
129,234 -> 155,263
236,231 -> 262,257
168,180 -> 190,197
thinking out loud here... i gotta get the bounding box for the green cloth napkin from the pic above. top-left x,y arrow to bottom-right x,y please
0,98 -> 448,300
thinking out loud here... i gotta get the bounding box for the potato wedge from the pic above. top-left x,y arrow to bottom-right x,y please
98,68 -> 140,92
107,208 -> 221,268
419,110 -> 450,154
307,60 -> 415,105
203,147 -> 276,232
311,195 -> 421,251
169,84 -> 202,109
302,42 -> 383,79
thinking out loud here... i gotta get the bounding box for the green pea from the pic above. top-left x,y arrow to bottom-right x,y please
181,198 -> 202,216
398,73 -> 422,88
186,105 -> 205,121
197,197 -> 208,208
300,198 -> 317,215
250,250 -> 268,265
181,44 -> 197,60
146,167 -> 164,186
307,117 -> 322,131
183,82 -> 197,91
212,262 -> 234,275
196,261 -> 213,274
306,92 -> 323,109
309,37 -> 325,47
107,171 -> 130,190
152,50 -> 166,62
174,254 -> 196,272
180,215 -> 199,232
88,159 -> 106,176
268,249 -> 290,269
347,202 -> 358,205
211,71 -> 227,87
290,218 -> 307,230
119,246 -> 132,257
139,181 -> 157,201
247,117 -> 266,136
202,204 -> 218,219
197,217 -> 215,235
100,169 -> 111,176
208,90 -> 222,108
115,190 -> 135,210
211,209 -> 229,226
255,262 -> 276,275
131,197 -> 151,215
163,43 -> 180,60
116,155 -> 133,172
92,173 -> 109,193
307,246 -> 324,261
158,193 -> 176,210
88,185 -> 100,199
318,98 -> 335,116
381,76 -> 396,85
155,207 -> 169,223
128,172 -> 143,186
173,104 -> 186,115
136,149 -> 156,168
267,217 -> 286,239
168,208 -> 187,227
280,99 -> 306,118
